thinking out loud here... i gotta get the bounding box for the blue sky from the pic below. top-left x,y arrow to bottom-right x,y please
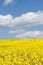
0,0 -> 43,39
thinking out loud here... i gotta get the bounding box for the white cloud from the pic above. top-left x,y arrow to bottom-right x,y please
8,29 -> 25,34
0,11 -> 43,39
15,31 -> 43,39
0,11 -> 43,28
11,11 -> 43,28
3,0 -> 13,5
0,14 -> 13,26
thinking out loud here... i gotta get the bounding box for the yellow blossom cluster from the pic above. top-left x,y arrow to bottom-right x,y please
0,40 -> 43,65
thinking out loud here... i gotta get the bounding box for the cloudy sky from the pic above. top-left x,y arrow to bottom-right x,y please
0,0 -> 43,39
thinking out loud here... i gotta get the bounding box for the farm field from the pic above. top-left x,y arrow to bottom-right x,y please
0,40 -> 43,65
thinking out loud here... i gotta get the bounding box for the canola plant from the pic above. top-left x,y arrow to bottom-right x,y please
0,40 -> 43,65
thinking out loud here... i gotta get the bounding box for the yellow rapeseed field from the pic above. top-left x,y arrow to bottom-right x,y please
0,40 -> 43,65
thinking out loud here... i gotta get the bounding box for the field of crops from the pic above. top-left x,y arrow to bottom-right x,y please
0,40 -> 43,65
